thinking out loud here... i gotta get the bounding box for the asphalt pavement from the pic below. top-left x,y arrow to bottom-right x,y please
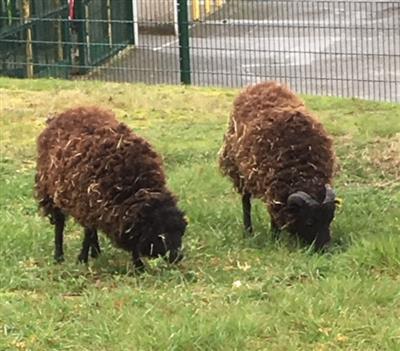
88,0 -> 400,102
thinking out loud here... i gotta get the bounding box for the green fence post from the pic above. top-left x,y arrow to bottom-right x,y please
177,0 -> 191,85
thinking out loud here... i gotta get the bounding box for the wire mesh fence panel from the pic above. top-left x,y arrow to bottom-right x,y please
188,0 -> 399,102
0,0 -> 399,102
87,0 -> 181,84
31,0 -> 71,78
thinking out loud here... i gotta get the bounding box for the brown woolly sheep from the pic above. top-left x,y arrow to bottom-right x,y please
35,106 -> 187,269
219,81 -> 337,249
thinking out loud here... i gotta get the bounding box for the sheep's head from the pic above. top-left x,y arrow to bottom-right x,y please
286,184 -> 337,250
138,205 -> 187,263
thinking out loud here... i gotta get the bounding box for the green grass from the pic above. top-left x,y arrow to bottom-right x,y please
0,77 -> 399,351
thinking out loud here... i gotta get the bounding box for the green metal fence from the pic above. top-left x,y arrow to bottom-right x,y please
1,0 -> 399,102
0,0 -> 69,78
0,0 -> 135,78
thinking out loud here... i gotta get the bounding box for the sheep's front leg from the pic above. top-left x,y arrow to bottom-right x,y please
90,229 -> 101,258
78,227 -> 96,264
131,237 -> 145,271
53,209 -> 65,262
132,249 -> 144,271
271,219 -> 280,240
242,192 -> 253,235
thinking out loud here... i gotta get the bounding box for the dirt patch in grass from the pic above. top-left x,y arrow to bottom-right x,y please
334,133 -> 400,189
369,133 -> 400,180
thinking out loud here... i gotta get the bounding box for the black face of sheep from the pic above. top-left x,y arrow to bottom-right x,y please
132,206 -> 187,268
286,185 -> 336,250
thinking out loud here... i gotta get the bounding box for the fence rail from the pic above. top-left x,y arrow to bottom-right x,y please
0,0 -> 399,102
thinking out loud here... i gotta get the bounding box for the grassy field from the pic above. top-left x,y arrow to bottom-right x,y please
0,78 -> 399,351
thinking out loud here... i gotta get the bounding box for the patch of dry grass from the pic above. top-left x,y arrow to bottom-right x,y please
370,133 -> 400,180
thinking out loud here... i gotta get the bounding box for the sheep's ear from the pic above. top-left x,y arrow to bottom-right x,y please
287,191 -> 313,210
323,184 -> 336,204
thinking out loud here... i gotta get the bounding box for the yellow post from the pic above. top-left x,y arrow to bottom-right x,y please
205,0 -> 211,15
216,0 -> 223,8
54,0 -> 63,60
192,0 -> 200,21
22,0 -> 33,78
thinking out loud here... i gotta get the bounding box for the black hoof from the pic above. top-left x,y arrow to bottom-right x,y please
77,254 -> 88,264
168,250 -> 184,264
54,255 -> 64,263
90,248 -> 101,258
132,259 -> 145,273
244,227 -> 253,237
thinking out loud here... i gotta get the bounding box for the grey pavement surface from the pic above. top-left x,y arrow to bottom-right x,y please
88,0 -> 400,102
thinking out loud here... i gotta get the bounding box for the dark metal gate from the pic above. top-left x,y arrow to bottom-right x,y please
75,0 -> 135,75
0,0 -> 135,78
0,0 -> 71,78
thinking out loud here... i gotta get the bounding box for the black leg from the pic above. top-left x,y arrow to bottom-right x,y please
271,219 -> 280,240
132,245 -> 144,272
78,227 -> 95,264
242,192 -> 253,235
90,229 -> 101,258
53,209 -> 65,263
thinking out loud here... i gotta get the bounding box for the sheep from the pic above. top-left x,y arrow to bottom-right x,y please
219,81 -> 337,249
35,106 -> 187,269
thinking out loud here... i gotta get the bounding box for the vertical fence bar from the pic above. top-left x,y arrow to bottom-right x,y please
62,11 -> 72,77
84,3 -> 91,65
107,0 -> 112,48
22,0 -> 33,78
173,0 -> 179,36
53,0 -> 63,61
132,0 -> 139,45
178,0 -> 191,84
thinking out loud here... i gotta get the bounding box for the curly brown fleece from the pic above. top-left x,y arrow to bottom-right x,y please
219,81 -> 336,229
35,106 -> 180,251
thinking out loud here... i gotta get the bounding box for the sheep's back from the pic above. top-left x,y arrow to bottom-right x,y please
220,82 -> 335,207
232,81 -> 304,126
36,107 -> 166,232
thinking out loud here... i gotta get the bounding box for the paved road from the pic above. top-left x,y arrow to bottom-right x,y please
88,0 -> 400,102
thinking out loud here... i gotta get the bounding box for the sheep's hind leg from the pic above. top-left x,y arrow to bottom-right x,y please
78,227 -> 96,264
242,192 -> 253,236
90,229 -> 101,258
53,209 -> 65,263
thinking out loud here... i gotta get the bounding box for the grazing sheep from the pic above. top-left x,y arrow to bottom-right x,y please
219,81 -> 337,249
35,106 -> 187,269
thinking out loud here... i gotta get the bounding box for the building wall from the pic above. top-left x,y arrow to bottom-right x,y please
136,0 -> 226,35
137,0 -> 176,24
